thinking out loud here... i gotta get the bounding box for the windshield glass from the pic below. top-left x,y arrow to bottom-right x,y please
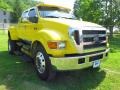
38,6 -> 76,19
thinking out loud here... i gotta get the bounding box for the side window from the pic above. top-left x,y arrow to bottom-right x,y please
21,11 -> 28,22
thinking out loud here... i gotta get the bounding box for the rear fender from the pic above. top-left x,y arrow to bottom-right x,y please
8,26 -> 18,40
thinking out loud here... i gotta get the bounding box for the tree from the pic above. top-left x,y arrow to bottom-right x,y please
74,0 -> 103,24
0,0 -> 11,11
102,0 -> 120,37
4,0 -> 37,22
74,0 -> 120,37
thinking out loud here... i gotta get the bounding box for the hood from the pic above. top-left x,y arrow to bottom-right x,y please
43,18 -> 106,30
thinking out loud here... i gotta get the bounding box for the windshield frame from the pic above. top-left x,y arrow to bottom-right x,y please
38,6 -> 76,19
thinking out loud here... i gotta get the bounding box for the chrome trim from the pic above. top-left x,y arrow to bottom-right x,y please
82,30 -> 107,52
83,34 -> 106,38
50,49 -> 109,71
83,41 -> 107,45
83,47 -> 107,53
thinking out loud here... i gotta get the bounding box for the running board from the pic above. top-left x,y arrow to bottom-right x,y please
20,55 -> 33,62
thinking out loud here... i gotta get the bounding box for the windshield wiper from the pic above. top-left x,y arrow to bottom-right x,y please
60,17 -> 76,20
45,16 -> 59,18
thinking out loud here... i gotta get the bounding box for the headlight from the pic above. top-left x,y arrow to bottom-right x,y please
58,41 -> 66,49
48,41 -> 66,49
69,27 -> 80,45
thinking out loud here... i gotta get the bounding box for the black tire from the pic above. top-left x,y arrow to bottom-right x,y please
8,38 -> 16,55
33,44 -> 56,81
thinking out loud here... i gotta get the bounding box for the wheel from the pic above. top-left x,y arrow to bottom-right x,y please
33,44 -> 56,81
8,38 -> 16,55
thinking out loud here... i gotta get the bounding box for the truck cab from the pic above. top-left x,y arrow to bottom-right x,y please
8,3 -> 109,80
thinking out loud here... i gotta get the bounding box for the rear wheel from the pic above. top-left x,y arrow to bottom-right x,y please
8,38 -> 16,55
33,44 -> 56,81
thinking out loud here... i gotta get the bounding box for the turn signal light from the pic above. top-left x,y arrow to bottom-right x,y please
48,41 -> 66,49
48,42 -> 58,49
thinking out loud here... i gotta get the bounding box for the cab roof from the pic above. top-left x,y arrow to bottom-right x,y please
36,3 -> 71,11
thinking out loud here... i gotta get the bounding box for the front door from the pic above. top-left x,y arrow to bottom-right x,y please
18,11 -> 29,40
25,8 -> 38,41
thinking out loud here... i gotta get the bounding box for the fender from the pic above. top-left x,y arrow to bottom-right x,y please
8,26 -> 18,40
32,29 -> 67,57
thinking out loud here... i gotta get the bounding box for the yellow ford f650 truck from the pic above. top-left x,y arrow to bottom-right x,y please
8,3 -> 109,80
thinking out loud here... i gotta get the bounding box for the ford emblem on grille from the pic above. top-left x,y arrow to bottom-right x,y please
94,34 -> 100,44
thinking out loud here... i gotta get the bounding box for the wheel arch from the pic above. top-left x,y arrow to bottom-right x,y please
31,40 -> 47,58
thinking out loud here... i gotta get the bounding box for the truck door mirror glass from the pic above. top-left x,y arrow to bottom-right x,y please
28,9 -> 38,23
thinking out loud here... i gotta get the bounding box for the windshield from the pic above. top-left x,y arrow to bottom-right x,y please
38,6 -> 76,19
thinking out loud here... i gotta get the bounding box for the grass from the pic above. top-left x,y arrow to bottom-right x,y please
0,31 -> 120,90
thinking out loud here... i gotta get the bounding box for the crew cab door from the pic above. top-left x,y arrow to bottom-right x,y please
25,8 -> 38,41
18,11 -> 29,39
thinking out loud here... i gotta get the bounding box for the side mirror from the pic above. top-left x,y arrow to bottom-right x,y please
29,16 -> 38,23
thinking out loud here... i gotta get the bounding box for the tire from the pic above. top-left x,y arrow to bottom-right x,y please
33,44 -> 56,81
8,38 -> 16,55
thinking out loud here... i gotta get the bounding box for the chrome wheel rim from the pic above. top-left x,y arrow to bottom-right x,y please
36,52 -> 46,74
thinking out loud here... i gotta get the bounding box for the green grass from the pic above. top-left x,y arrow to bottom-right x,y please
0,32 -> 120,90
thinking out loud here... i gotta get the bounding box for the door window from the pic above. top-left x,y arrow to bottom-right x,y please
21,11 -> 29,22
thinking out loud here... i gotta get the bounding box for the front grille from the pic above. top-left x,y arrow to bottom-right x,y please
82,30 -> 107,49
84,43 -> 106,49
83,30 -> 106,35
83,37 -> 106,42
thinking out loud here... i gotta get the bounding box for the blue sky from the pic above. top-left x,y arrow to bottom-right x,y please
35,0 -> 75,9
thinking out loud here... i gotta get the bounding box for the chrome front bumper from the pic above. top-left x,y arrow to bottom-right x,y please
50,49 -> 109,71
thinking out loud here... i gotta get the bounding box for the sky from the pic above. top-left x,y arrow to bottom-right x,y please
34,0 -> 75,9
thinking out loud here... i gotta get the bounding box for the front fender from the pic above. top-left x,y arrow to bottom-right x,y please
32,29 -> 67,57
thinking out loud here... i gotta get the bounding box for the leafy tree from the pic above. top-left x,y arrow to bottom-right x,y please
74,0 -> 120,37
4,0 -> 37,22
74,0 -> 103,24
0,0 -> 11,11
101,0 -> 120,37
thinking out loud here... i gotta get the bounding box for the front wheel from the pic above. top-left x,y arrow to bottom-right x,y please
33,44 -> 56,81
